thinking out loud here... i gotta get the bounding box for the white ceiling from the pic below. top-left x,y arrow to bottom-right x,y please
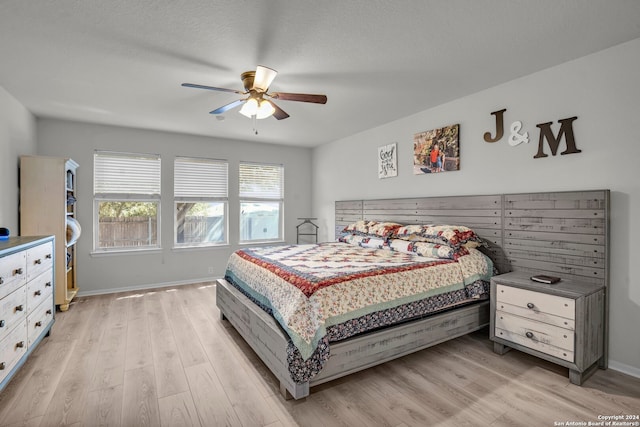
1,1 -> 639,148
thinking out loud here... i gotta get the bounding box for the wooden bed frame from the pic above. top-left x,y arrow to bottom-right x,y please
216,190 -> 609,399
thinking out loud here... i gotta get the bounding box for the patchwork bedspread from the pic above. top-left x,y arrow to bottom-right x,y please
223,242 -> 493,364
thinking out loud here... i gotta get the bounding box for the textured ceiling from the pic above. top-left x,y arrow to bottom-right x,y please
1,1 -> 639,147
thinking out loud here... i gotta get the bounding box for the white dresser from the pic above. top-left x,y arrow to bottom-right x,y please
490,271 -> 605,385
0,236 -> 55,391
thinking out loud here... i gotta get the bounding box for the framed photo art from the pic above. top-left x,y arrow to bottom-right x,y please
413,124 -> 460,174
378,143 -> 398,178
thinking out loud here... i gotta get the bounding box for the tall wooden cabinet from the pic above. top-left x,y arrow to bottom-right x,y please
20,156 -> 79,311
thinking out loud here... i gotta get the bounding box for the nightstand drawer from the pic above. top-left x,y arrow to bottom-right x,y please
496,301 -> 575,330
495,311 -> 574,352
495,327 -> 574,362
496,284 -> 575,320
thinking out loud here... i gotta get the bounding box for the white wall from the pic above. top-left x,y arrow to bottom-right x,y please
36,119 -> 312,295
0,87 -> 36,234
312,38 -> 640,375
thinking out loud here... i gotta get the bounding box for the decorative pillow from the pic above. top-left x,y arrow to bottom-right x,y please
412,241 -> 458,259
342,220 -> 402,238
387,238 -> 414,254
342,220 -> 369,234
388,239 -> 468,259
338,233 -> 387,249
392,224 -> 483,249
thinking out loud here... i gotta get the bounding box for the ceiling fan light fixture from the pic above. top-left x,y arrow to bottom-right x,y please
253,65 -> 278,92
184,64 -> 326,121
239,98 -> 275,120
256,99 -> 276,119
239,97 -> 259,118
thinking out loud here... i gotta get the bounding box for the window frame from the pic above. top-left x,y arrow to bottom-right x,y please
93,151 -> 162,253
173,156 -> 229,248
238,162 -> 285,244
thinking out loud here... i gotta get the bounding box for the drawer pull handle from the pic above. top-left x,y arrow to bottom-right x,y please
0,320 -> 4,327
35,321 -> 42,327
46,309 -> 52,315
13,268 -> 23,276
16,341 -> 24,348
0,362 -> 4,370
15,305 -> 23,312
526,303 -> 534,309
34,290 -> 41,296
0,277 -> 3,284
45,282 -> 52,287
525,331 -> 534,339
46,254 -> 52,259
34,259 -> 42,265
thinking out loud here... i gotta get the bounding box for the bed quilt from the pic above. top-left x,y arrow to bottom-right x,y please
224,242 -> 493,362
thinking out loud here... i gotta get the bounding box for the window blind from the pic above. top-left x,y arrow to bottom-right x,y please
174,157 -> 228,198
94,152 -> 161,196
239,163 -> 284,199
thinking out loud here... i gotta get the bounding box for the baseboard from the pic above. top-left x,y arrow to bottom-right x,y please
77,276 -> 222,297
608,360 -> 640,379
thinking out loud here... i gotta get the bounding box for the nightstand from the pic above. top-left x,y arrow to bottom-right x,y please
490,271 -> 606,385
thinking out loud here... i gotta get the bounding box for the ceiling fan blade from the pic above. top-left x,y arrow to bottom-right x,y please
209,99 -> 246,114
269,92 -> 327,104
270,101 -> 290,120
182,83 -> 245,95
253,65 -> 278,92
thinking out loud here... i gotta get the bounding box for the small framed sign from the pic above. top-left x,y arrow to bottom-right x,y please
378,143 -> 398,179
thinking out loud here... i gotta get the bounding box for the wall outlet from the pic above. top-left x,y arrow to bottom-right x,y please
208,267 -> 214,274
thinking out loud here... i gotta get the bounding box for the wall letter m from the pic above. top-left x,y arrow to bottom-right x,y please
534,116 -> 581,158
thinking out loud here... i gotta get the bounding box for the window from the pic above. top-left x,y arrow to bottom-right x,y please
174,157 -> 228,247
94,151 -> 161,251
239,162 -> 284,243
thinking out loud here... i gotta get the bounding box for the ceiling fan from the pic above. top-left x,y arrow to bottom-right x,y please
182,65 -> 327,120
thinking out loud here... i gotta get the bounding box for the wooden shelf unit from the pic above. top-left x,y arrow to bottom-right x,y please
20,156 -> 79,311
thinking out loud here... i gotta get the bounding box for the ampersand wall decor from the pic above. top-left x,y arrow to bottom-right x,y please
508,121 -> 529,146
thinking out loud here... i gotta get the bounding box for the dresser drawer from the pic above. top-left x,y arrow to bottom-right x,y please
0,287 -> 27,343
26,269 -> 53,314
496,284 -> 575,320
0,251 -> 27,301
27,302 -> 54,347
495,311 -> 574,352
26,242 -> 54,282
0,320 -> 28,384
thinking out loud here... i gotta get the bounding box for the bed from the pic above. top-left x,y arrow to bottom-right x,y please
216,190 -> 610,399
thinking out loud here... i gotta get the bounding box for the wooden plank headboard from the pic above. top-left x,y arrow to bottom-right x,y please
335,189 -> 609,289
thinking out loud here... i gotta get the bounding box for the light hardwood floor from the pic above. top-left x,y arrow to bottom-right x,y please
0,282 -> 638,426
